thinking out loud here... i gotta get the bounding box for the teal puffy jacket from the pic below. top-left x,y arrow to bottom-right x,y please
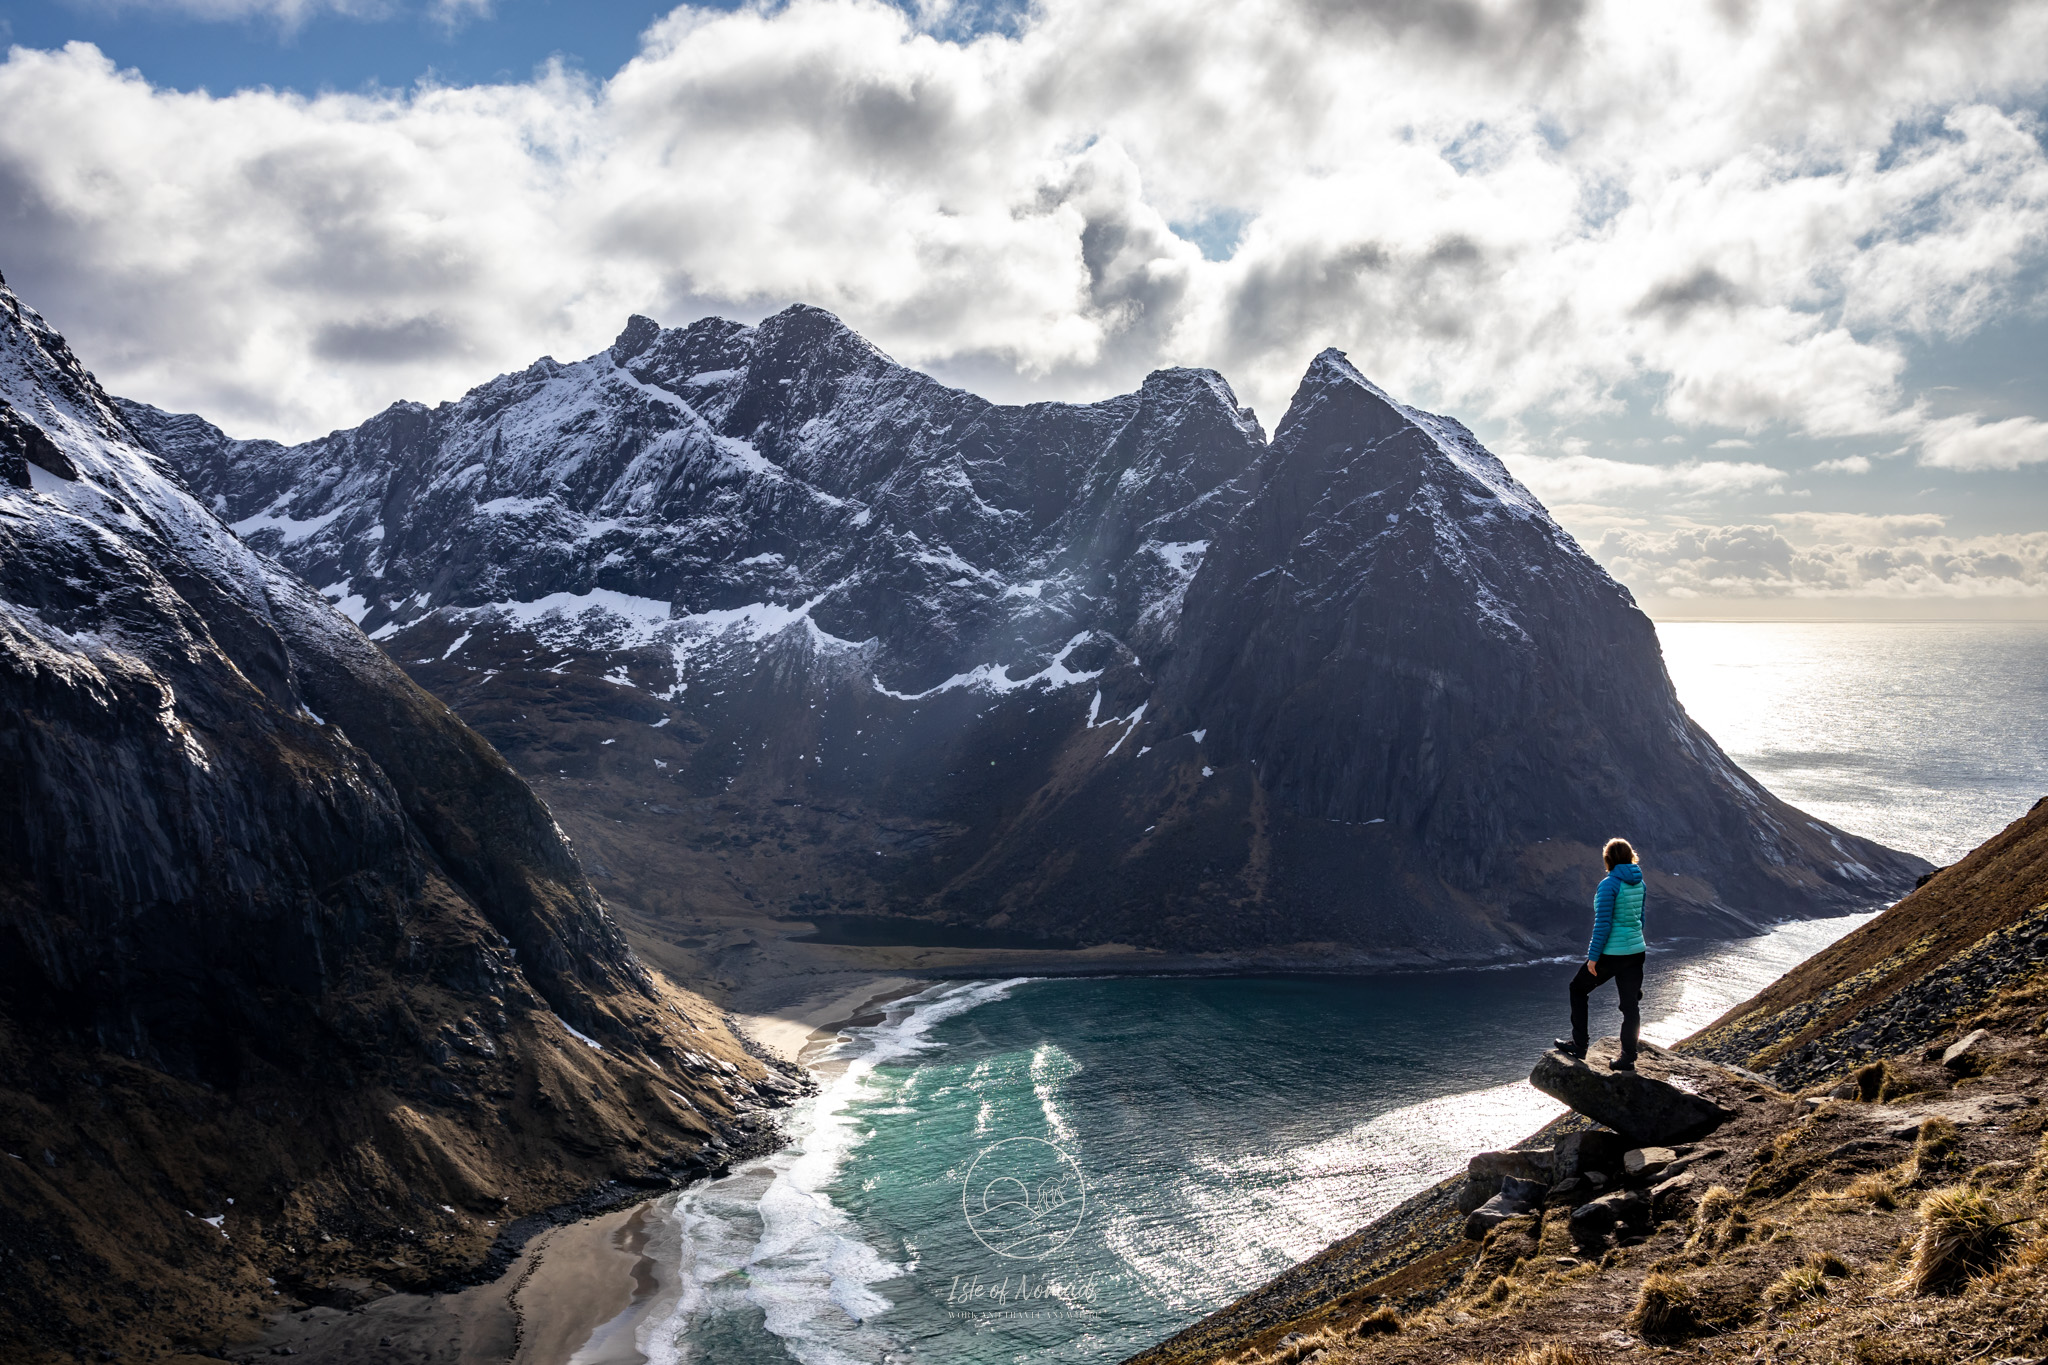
1589,863 -> 1646,959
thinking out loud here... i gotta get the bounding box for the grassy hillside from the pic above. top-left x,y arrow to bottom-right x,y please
1127,795 -> 2048,1365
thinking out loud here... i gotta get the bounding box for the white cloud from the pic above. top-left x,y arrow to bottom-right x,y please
0,0 -> 2044,445
1811,455 -> 1871,474
1918,413 -> 2048,470
1507,454 -> 1786,506
1595,515 -> 2048,600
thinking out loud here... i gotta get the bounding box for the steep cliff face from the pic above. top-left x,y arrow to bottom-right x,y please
0,272 -> 785,1364
130,307 -> 1924,963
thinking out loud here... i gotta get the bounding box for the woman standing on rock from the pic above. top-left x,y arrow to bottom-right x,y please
1555,838 -> 1647,1071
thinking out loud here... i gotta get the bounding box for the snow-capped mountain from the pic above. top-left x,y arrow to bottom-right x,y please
128,305 -> 1927,961
0,272 -> 779,1359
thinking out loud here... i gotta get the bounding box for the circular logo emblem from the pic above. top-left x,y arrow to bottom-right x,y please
961,1137 -> 1087,1260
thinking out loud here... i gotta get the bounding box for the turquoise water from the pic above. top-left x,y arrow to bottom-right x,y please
588,620 -> 2048,1364
614,918 -> 1862,1365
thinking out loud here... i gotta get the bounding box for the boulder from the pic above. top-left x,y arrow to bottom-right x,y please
1552,1130 -> 1629,1182
1623,1146 -> 1676,1180
1457,1149 -> 1555,1211
1571,1189 -> 1648,1239
1531,1045 -> 1734,1144
1942,1029 -> 1995,1074
1462,1176 -> 1548,1239
1661,1147 -> 1724,1180
1470,1149 -> 1554,1183
1464,1193 -> 1523,1240
1650,1171 -> 1699,1217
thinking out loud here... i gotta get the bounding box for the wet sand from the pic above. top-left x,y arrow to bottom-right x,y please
233,1200 -> 663,1365
729,973 -> 926,1063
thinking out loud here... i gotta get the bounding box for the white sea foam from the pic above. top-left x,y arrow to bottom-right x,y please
1107,1079 -> 1566,1315
634,980 -> 1025,1365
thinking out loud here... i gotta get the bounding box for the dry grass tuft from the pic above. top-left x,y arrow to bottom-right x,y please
1805,1248 -> 1853,1277
1908,1184 -> 2019,1293
1253,1326 -> 1346,1364
1765,1263 -> 1831,1307
1686,1184 -> 1737,1248
1483,1274 -> 1512,1304
1909,1117 -> 1962,1182
1351,1305 -> 1401,1336
1852,1059 -> 1927,1102
1627,1271 -> 1705,1343
1501,1345 -> 1594,1365
2026,1133 -> 2048,1197
1847,1171 -> 1901,1210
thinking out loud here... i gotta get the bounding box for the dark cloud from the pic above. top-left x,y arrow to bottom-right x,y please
1634,267 -> 1747,320
313,313 -> 464,363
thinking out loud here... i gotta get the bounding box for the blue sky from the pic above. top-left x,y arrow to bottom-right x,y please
2,0 -> 2045,617
0,1 -> 698,95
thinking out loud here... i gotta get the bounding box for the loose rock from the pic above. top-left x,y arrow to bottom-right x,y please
1623,1146 -> 1676,1179
1942,1029 -> 1995,1073
1530,1047 -> 1735,1144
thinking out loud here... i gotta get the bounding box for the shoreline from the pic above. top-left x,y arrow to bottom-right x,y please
715,910 -> 1889,1042
729,973 -> 930,1063
234,917 -> 1880,1365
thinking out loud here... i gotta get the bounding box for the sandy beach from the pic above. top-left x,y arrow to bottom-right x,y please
729,972 -> 927,1063
229,911 -> 1474,1365
230,970 -> 923,1365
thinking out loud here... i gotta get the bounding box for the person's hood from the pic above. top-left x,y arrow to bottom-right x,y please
1609,863 -> 1644,885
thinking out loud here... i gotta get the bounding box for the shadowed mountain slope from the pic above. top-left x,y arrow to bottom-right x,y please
129,307 -> 1925,966
0,272 -> 788,1364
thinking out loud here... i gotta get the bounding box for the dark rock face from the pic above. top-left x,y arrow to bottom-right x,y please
129,306 -> 1926,960
1529,1042 -> 1736,1144
0,272 -> 777,1361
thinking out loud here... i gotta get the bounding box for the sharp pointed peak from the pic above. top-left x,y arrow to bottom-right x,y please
609,313 -> 664,365
1302,347 -> 1402,407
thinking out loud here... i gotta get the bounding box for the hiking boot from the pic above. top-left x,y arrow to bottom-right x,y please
1553,1038 -> 1587,1059
1607,1055 -> 1637,1072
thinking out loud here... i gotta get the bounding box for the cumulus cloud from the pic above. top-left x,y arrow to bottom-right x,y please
1919,413 -> 2048,469
1596,515 -> 2048,601
0,0 -> 2044,447
1508,454 -> 1786,507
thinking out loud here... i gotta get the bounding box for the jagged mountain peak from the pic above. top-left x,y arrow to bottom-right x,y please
1276,345 -> 1550,525
133,308 -> 1925,963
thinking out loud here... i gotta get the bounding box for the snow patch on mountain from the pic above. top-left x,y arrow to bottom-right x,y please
873,632 -> 1105,703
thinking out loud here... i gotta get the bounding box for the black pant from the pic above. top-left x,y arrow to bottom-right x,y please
1569,952 -> 1644,1058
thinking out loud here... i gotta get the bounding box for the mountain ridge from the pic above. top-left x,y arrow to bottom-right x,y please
124,302 -> 1927,971
0,269 -> 788,1364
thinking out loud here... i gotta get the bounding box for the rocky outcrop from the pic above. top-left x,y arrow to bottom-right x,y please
129,308 -> 1924,963
1125,804 -> 2048,1365
1528,1042 -> 1741,1145
0,271 -> 785,1364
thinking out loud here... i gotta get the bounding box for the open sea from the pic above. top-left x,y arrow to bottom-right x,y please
579,621 -> 2048,1365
